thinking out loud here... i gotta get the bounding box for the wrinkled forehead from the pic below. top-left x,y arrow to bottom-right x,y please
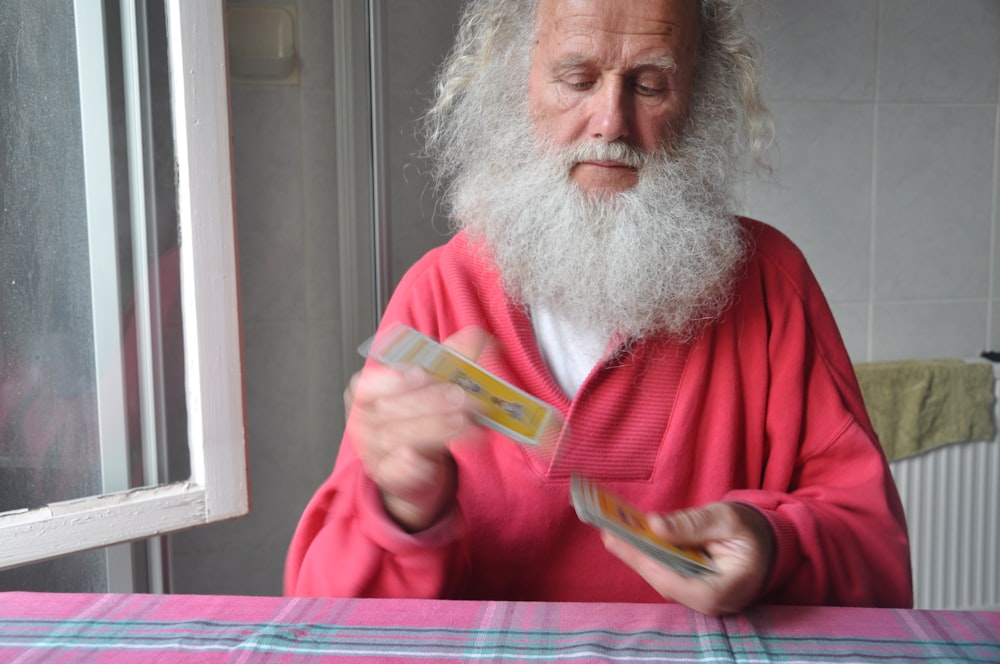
532,0 -> 701,50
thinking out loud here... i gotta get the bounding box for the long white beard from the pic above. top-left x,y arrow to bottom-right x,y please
451,117 -> 748,343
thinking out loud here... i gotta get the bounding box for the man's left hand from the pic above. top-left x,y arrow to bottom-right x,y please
601,501 -> 775,616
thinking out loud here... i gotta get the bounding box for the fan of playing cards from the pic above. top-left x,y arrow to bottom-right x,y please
360,323 -> 563,450
570,476 -> 718,577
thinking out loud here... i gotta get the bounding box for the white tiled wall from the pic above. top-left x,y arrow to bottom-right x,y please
173,0 -> 1000,595
742,0 -> 1000,362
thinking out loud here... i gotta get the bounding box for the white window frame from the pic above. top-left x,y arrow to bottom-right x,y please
0,0 -> 248,570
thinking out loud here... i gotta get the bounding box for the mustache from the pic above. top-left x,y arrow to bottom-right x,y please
563,140 -> 655,170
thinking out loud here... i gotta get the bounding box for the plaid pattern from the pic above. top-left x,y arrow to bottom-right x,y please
1,592 -> 997,662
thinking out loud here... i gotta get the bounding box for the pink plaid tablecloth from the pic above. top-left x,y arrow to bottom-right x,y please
1,592 -> 997,662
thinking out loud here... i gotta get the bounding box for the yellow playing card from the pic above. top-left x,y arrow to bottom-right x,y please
361,324 -> 562,449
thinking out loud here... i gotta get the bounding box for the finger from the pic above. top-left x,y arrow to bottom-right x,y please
600,531 -> 705,601
349,365 -> 467,428
370,408 -> 477,456
372,445 -> 448,500
351,402 -> 472,469
600,530 -> 737,617
441,326 -> 491,362
349,363 -> 430,408
378,448 -> 459,532
369,370 -> 469,419
351,327 -> 492,423
655,503 -> 743,546
656,503 -> 774,575
350,383 -> 479,476
343,369 -> 365,412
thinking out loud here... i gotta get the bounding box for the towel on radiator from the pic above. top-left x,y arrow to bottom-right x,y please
853,359 -> 996,462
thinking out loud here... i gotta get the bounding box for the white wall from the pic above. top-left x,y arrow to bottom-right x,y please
742,0 -> 1000,363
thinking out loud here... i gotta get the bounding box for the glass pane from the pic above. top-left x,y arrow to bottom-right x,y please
0,550 -> 107,594
0,1 -> 101,510
0,0 -> 188,588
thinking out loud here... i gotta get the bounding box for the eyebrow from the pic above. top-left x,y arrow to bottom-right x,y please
551,53 -> 678,74
638,54 -> 679,73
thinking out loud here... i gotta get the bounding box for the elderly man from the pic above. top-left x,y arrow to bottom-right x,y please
285,0 -> 913,615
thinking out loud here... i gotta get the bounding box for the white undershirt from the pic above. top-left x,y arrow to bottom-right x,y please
530,305 -> 609,397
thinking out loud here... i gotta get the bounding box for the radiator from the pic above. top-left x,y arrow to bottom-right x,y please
888,362 -> 1000,610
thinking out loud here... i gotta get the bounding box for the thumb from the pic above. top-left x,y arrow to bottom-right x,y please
441,326 -> 491,363
655,504 -> 732,546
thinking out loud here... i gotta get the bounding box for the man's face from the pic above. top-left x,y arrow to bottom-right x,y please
527,0 -> 701,197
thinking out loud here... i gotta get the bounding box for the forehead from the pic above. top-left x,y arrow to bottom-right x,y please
533,0 -> 701,62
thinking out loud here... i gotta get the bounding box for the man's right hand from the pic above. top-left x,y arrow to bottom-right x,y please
344,328 -> 487,532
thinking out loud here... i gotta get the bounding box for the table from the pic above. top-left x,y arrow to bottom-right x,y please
1,592 -> 997,662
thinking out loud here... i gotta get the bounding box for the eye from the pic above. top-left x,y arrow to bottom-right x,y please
634,83 -> 664,96
631,66 -> 673,97
633,76 -> 668,97
561,75 -> 595,92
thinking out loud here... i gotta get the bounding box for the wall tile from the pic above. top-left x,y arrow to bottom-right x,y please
874,104 -> 994,301
742,101 -> 874,302
231,86 -> 307,322
297,0 -> 334,89
878,0 -> 1000,103
831,301 -> 871,362
242,320 -> 309,453
990,301 -> 1000,352
171,546 -> 283,596
302,86 -> 340,321
745,0 -> 877,102
993,153 -> 1000,301
242,319 -> 315,553
305,320 -> 344,476
871,300 -> 988,361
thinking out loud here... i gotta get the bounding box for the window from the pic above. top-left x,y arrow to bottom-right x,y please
0,0 -> 247,586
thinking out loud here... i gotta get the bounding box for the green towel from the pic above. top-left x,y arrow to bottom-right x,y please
853,359 -> 996,462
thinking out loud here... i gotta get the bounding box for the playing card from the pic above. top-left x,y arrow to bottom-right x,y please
360,323 -> 562,449
570,476 -> 717,577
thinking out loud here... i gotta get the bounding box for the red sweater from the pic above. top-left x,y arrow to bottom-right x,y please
285,218 -> 913,607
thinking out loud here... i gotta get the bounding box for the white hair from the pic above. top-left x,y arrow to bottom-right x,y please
424,0 -> 773,192
421,0 -> 773,341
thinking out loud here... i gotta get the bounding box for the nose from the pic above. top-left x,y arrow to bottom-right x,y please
587,79 -> 631,142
